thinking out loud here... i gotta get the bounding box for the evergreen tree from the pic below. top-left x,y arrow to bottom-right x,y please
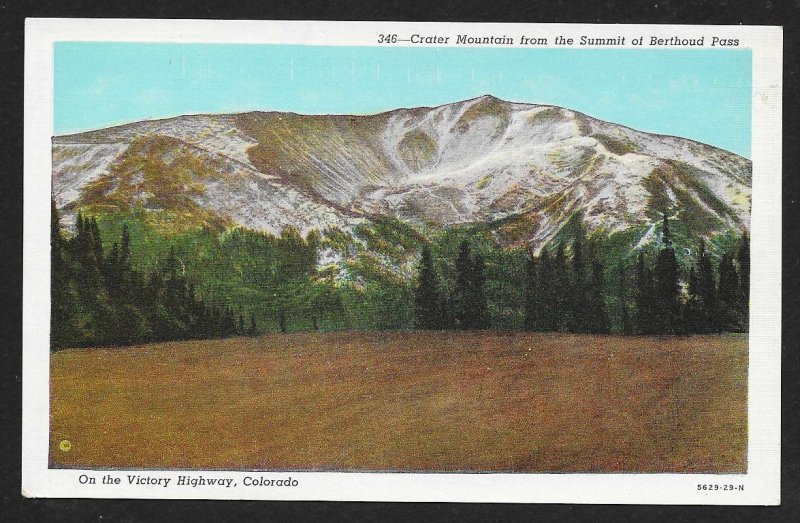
223,307 -> 236,336
237,313 -> 245,335
50,212 -> 280,346
162,247 -> 188,336
50,200 -> 74,349
438,292 -> 455,331
717,253 -> 740,331
89,217 -> 103,268
653,214 -> 680,334
683,266 -> 702,334
737,232 -> 750,328
453,241 -> 490,330
50,200 -> 65,270
414,245 -> 441,329
538,249 -> 557,331
570,230 -> 589,332
72,213 -> 111,344
51,199 -> 757,342
99,223 -> 147,345
472,253 -> 489,329
304,229 -> 321,272
278,309 -> 288,333
587,243 -> 610,333
696,239 -> 717,333
617,263 -> 631,334
118,231 -> 148,344
120,224 -> 132,268
106,242 -> 120,280
249,314 -> 258,336
635,251 -> 654,334
145,271 -> 169,340
553,242 -> 570,331
103,241 -> 123,338
73,213 -> 99,280
455,241 -> 475,329
523,252 -> 538,331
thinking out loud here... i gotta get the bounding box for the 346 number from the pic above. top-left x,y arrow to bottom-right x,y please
378,34 -> 398,44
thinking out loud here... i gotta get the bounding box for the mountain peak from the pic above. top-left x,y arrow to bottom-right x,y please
52,97 -> 752,247
471,94 -> 504,103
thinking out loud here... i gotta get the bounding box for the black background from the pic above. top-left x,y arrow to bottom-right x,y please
1,1 -> 797,521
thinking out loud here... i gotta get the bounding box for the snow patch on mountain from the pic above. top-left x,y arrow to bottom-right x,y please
52,96 -> 752,247
52,142 -> 129,207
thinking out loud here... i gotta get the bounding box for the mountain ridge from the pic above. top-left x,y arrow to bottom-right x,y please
54,94 -> 748,159
52,95 -> 751,251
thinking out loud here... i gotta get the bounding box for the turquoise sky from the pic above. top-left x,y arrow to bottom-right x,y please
54,43 -> 752,157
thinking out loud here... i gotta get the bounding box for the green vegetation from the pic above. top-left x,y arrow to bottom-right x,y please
475,174 -> 492,190
526,107 -> 562,126
455,95 -> 510,135
79,136 -> 230,234
235,112 -> 392,193
51,203 -> 243,348
518,222 -> 610,334
593,132 -> 638,155
353,216 -> 426,262
52,201 -> 750,349
398,129 -> 438,169
410,212 -> 747,335
630,215 -> 749,334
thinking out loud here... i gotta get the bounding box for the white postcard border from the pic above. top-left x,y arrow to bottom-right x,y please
23,19 -> 782,504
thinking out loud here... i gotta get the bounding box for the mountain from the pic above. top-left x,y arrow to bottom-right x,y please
52,95 -> 751,251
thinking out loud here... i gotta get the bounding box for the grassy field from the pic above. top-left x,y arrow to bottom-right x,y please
50,332 -> 747,472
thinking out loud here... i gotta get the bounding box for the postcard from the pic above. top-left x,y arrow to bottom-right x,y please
22,19 -> 782,503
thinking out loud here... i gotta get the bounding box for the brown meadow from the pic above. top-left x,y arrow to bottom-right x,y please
50,332 -> 747,472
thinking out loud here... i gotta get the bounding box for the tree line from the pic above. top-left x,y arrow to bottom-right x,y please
629,214 -> 749,335
414,213 -> 749,335
414,220 -> 611,333
52,201 -> 749,348
51,202 -> 255,349
414,241 -> 490,330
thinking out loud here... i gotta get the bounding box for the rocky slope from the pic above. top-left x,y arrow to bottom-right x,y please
52,95 -> 751,249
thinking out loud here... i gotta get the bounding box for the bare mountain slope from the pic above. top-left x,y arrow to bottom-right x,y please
53,95 -> 751,247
